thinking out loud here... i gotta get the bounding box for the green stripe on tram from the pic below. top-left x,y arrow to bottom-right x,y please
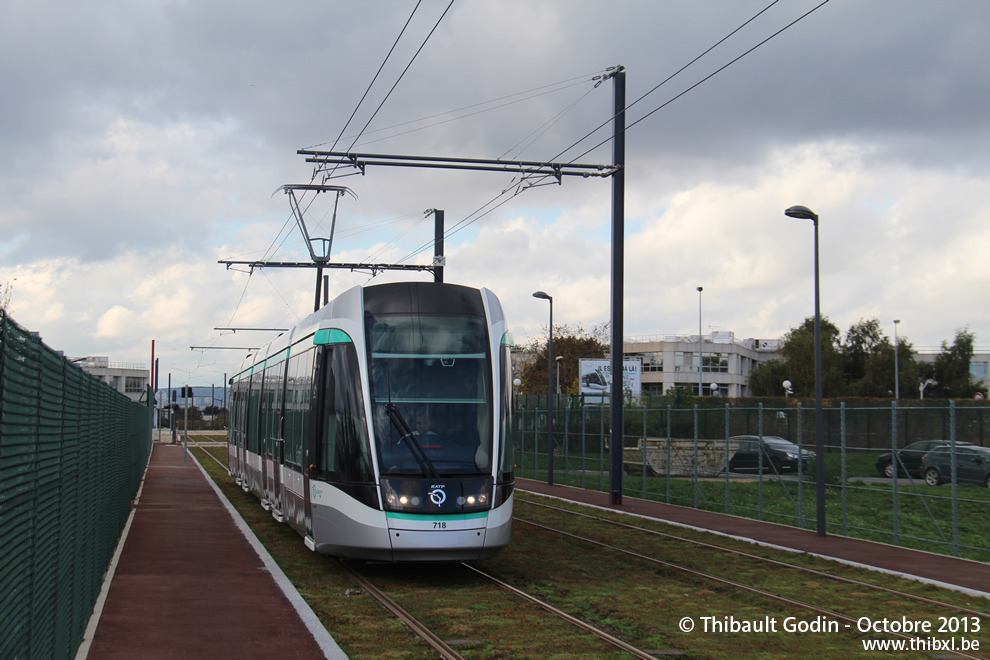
314,328 -> 353,345
385,511 -> 489,521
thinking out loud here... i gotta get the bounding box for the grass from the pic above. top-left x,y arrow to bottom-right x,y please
185,436 -> 990,658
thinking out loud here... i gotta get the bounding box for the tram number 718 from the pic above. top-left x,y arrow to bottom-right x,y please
433,522 -> 447,529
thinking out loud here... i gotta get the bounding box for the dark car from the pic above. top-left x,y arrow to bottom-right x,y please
920,445 -> 990,487
874,440 -> 972,479
728,435 -> 814,473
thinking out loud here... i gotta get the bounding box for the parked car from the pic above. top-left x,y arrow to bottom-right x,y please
921,445 -> 990,487
728,435 -> 814,473
874,440 -> 972,478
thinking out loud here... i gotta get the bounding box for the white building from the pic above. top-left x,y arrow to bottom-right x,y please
71,356 -> 149,403
623,332 -> 782,399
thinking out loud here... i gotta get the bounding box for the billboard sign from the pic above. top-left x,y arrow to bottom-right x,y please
579,358 -> 642,402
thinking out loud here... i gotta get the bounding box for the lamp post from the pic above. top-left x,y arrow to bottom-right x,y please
893,319 -> 901,400
697,286 -> 704,396
785,204 -> 826,537
533,291 -> 554,486
783,380 -> 793,396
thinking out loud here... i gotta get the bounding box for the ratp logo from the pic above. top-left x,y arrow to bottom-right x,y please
428,488 -> 446,505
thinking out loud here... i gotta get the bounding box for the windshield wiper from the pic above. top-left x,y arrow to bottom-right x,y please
385,402 -> 439,478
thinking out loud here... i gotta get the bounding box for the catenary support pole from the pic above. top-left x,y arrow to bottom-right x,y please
609,66 -> 626,506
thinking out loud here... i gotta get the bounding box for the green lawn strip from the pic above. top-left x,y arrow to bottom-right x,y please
515,493 -> 990,615
359,563 -> 630,659
513,495 -> 990,651
488,516 -> 887,659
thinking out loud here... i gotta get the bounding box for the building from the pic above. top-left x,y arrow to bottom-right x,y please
623,332 -> 783,399
71,356 -> 149,403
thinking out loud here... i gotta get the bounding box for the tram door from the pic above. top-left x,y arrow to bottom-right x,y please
262,360 -> 287,519
303,347 -> 326,541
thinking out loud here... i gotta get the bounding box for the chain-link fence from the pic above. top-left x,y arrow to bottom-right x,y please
0,311 -> 152,659
514,396 -> 990,562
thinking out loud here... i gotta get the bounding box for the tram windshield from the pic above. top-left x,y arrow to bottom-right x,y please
367,313 -> 493,476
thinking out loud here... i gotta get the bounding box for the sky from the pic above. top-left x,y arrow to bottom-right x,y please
2,0 -> 989,387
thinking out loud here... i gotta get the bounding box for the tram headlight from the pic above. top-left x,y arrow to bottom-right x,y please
382,478 -> 426,512
460,478 -> 493,513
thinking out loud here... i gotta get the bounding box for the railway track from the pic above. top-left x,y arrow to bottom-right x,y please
341,559 -> 661,659
514,496 -> 989,659
520,497 -> 990,621
337,560 -> 467,660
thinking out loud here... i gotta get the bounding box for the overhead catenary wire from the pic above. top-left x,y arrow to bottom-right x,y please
306,73 -> 597,151
387,0 -> 830,266
349,77 -> 597,151
562,0 -> 831,165
218,2 -> 438,331
308,1 -> 426,184
318,0 -> 456,184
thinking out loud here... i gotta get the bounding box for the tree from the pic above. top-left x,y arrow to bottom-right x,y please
842,318 -> 885,384
856,337 -> 920,398
930,329 -> 977,398
747,358 -> 791,397
518,322 -> 608,396
748,316 -> 844,397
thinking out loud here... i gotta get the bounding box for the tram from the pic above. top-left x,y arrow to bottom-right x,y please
227,281 -> 514,561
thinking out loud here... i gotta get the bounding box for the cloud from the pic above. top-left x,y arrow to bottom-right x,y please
2,0 -> 989,385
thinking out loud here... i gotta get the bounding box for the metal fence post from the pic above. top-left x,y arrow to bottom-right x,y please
693,404 -> 699,509
892,400 -> 899,545
563,404 -> 570,485
758,402 -> 764,521
841,402 -> 848,536
642,406 -> 648,499
581,406 -> 587,489
950,400 -> 959,558
666,404 -> 672,505
724,403 -> 731,515
599,406 -> 605,492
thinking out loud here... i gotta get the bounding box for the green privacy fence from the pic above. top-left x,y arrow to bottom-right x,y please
0,311 -> 152,660
514,397 -> 990,562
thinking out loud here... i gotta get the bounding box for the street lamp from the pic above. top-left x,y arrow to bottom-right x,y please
783,380 -> 793,396
785,204 -> 826,537
697,286 -> 704,396
532,291 -> 554,486
893,320 -> 901,400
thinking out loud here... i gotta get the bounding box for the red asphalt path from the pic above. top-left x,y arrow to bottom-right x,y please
82,444 -> 345,659
517,478 -> 990,597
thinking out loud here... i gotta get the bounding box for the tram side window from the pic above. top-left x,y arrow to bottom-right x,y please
261,361 -> 285,452
318,344 -> 374,484
284,349 -> 314,470
231,378 -> 247,441
247,373 -> 262,455
498,343 -> 514,481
